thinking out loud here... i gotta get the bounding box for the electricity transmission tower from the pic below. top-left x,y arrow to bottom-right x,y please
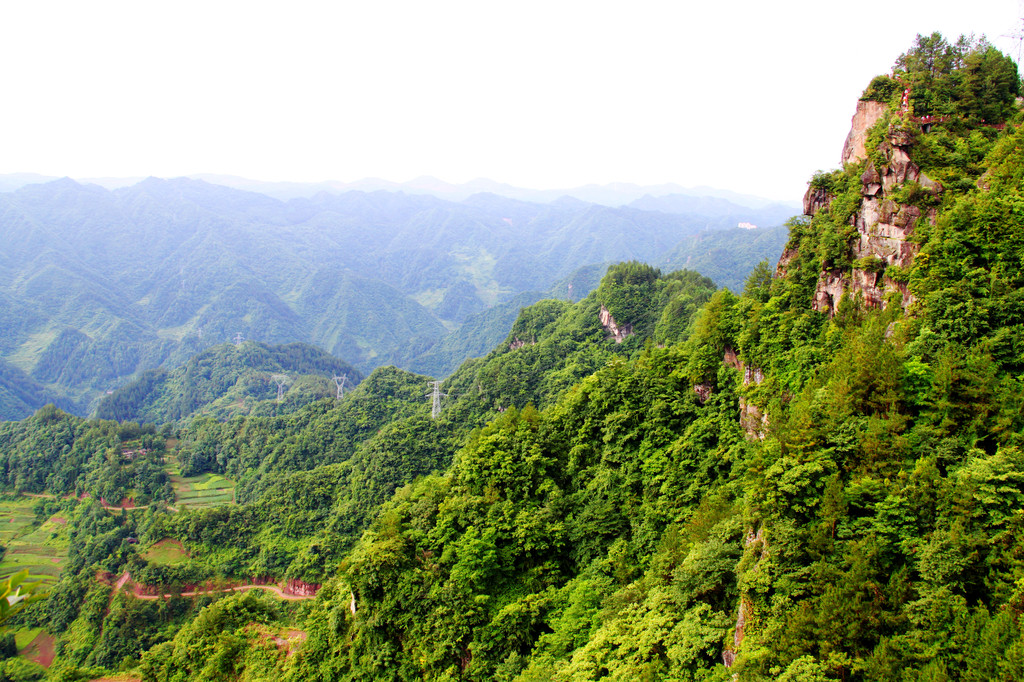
332,375 -> 348,400
568,282 -> 575,302
272,374 -> 289,403
233,332 -> 244,346
426,381 -> 447,419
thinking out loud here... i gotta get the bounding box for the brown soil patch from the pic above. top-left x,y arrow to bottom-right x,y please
105,572 -> 134,616
20,631 -> 55,668
114,572 -> 132,591
51,516 -> 67,525
91,676 -> 142,682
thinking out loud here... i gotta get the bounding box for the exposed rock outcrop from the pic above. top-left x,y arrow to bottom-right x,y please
840,100 -> 888,166
775,247 -> 799,278
286,579 -> 321,597
693,382 -> 712,403
802,187 -> 832,217
599,305 -> 633,343
723,345 -> 741,371
724,528 -> 768,667
508,336 -> 535,351
861,162 -> 882,196
739,399 -> 769,441
812,268 -> 849,314
805,106 -> 941,316
723,345 -> 763,386
723,346 -> 768,440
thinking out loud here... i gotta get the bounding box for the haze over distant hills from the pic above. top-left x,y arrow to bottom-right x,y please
0,172 -> 800,213
186,175 -> 802,212
0,174 -> 793,420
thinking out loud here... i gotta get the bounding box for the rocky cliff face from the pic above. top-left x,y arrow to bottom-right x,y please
840,100 -> 888,166
724,345 -> 768,440
728,99 -> 938,443
285,578 -> 321,597
599,305 -> 633,343
805,105 -> 941,316
734,98 -> 939,442
723,527 -> 768,668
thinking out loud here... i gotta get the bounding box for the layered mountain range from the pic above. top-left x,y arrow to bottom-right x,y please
0,178 -> 789,419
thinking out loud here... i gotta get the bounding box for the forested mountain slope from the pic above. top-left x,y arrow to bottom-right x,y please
93,341 -> 363,424
3,29 -> 1020,682
145,33 -> 1024,681
0,262 -> 719,679
257,34 -> 1023,681
0,180 -> 787,420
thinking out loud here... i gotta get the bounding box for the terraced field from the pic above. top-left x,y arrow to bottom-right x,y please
165,456 -> 236,509
0,499 -> 37,545
0,498 -> 69,585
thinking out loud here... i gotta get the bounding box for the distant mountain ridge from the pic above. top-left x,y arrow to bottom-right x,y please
627,194 -> 796,227
0,172 -> 799,211
0,175 -> 795,419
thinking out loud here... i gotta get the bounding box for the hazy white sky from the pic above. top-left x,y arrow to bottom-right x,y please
0,0 -> 1020,201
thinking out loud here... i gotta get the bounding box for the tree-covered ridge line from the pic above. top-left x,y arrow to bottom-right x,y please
0,178 -> 787,421
863,33 -> 1020,124
94,340 -> 363,425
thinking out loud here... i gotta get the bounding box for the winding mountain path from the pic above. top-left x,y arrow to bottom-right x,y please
134,583 -> 314,601
109,572 -> 316,602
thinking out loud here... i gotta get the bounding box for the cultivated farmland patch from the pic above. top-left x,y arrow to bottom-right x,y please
165,455 -> 236,509
0,498 -> 70,585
